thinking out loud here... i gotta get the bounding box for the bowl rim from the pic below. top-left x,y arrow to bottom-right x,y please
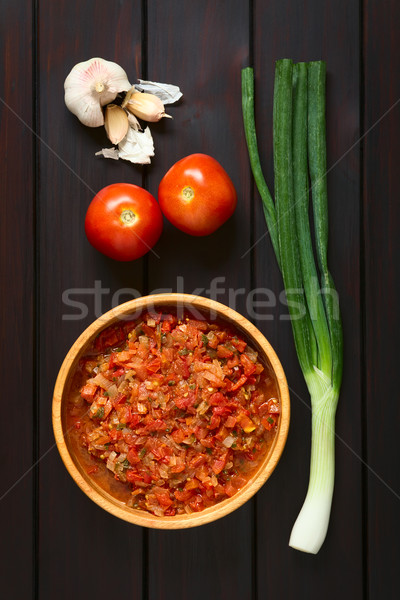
52,293 -> 290,529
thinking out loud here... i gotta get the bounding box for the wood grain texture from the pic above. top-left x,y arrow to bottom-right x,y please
252,1 -> 363,597
1,0 -> 399,597
364,2 -> 400,598
144,1 -> 255,598
0,1 -> 34,596
37,2 -> 144,598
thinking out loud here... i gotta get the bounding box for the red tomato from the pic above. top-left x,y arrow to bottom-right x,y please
158,153 -> 237,236
85,183 -> 163,261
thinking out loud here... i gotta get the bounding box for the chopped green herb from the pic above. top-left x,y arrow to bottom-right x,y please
94,407 -> 105,419
206,448 -> 212,455
122,458 -> 130,468
267,417 -> 274,424
201,334 -> 209,346
189,383 -> 196,390
179,348 -> 189,356
139,448 -> 147,459
168,380 -> 176,386
117,423 -> 125,430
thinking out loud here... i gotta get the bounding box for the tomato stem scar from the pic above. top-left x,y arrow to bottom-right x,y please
181,186 -> 195,202
119,209 -> 136,226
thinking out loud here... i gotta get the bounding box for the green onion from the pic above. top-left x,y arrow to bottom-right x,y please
241,60 -> 343,554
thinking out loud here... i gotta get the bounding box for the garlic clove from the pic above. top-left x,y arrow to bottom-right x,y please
124,92 -> 172,122
64,57 -> 131,127
104,104 -> 129,144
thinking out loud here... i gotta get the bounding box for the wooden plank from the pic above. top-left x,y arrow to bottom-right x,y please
0,1 -> 34,596
363,2 -> 400,597
252,1 -> 363,596
37,2 -> 145,598
145,1 -> 254,598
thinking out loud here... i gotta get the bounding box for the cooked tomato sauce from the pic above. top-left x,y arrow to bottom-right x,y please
66,311 -> 280,516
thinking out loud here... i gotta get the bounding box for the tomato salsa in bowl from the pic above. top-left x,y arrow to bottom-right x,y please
53,294 -> 290,528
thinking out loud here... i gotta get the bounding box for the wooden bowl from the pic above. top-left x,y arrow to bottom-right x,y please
53,293 -> 290,528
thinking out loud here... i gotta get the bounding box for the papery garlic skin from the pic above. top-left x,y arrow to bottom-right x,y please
64,57 -> 131,127
105,104 -> 129,144
135,80 -> 183,104
124,92 -> 172,122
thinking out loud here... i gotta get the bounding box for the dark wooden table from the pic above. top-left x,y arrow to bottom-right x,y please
1,1 -> 399,598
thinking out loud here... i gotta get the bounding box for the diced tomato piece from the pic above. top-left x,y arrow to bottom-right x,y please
80,383 -> 97,402
189,454 -> 206,468
109,428 -> 118,442
126,470 -> 143,483
170,463 -> 185,474
189,495 -> 204,512
147,419 -> 167,432
113,367 -> 125,378
187,319 -> 208,331
227,355 -> 240,368
155,491 -> 173,507
212,453 -> 228,474
261,415 -> 277,431
147,358 -> 161,373
224,481 -> 237,497
267,398 -> 280,414
217,344 -> 233,358
209,392 -> 226,406
184,478 -> 200,490
231,474 -> 248,489
95,327 -> 123,351
108,352 -> 118,369
213,405 -> 233,417
230,374 -> 248,392
174,489 -> 193,502
174,396 -> 190,410
240,353 -> 256,376
209,414 -> 221,430
128,413 -> 141,427
231,338 -> 247,352
113,392 -> 127,406
161,321 -> 171,332
171,429 -> 185,443
127,448 -> 140,465
225,414 -> 237,428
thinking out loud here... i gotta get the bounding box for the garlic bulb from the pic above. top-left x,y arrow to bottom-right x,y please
123,90 -> 172,122
104,104 -> 129,144
64,57 -> 131,127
